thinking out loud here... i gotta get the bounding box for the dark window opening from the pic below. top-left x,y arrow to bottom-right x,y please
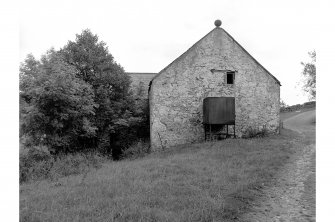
227,72 -> 234,84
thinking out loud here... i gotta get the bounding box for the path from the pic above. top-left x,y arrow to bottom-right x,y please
241,110 -> 316,222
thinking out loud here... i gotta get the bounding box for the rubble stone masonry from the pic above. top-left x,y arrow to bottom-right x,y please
149,27 -> 280,150
127,72 -> 156,97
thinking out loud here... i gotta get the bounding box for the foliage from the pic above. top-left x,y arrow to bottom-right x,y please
61,29 -> 146,156
301,50 -> 316,100
121,140 -> 150,159
19,147 -> 52,183
61,29 -> 118,83
20,51 -> 97,152
280,99 -> 287,108
19,54 -> 41,94
19,147 -> 105,184
280,99 -> 288,112
303,101 -> 316,107
243,125 -> 269,138
20,29 -> 150,157
280,101 -> 316,113
19,54 -> 41,134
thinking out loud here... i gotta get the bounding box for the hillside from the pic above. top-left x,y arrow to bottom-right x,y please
20,110 -> 315,222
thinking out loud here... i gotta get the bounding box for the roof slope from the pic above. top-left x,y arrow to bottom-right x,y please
151,27 -> 281,86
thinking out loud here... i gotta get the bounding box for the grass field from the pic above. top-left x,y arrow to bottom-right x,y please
20,124 -> 312,221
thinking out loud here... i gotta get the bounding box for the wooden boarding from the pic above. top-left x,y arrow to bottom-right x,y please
203,97 -> 236,140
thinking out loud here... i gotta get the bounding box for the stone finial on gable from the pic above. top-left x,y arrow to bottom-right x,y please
214,19 -> 222,27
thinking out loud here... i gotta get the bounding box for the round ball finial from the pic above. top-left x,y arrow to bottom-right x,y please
214,19 -> 222,27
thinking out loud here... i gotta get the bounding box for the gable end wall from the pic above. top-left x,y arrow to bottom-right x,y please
149,28 -> 280,150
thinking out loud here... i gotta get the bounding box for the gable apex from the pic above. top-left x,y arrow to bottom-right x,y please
151,26 -> 281,86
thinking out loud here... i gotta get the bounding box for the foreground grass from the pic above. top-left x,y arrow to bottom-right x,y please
20,128 -> 309,222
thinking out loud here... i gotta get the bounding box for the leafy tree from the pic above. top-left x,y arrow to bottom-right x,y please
132,82 -> 150,138
301,50 -> 316,100
61,29 -> 142,156
280,99 -> 287,108
20,29 -> 150,158
61,29 -> 122,84
19,54 -> 41,134
20,54 -> 41,94
20,50 -> 97,153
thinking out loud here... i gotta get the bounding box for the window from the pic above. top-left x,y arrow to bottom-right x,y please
227,71 -> 234,84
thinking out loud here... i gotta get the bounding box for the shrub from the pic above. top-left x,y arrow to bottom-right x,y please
280,102 -> 316,113
121,140 -> 150,159
19,147 -> 106,184
243,126 -> 269,138
303,101 -> 316,108
19,147 -> 52,183
20,51 -> 97,153
20,30 -> 141,158
48,152 -> 103,179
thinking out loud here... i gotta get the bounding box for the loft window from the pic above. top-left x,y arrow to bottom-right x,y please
227,71 -> 235,84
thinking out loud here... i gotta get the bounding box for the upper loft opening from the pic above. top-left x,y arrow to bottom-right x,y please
227,71 -> 235,84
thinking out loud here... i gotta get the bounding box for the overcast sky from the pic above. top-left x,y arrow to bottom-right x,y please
20,0 -> 318,105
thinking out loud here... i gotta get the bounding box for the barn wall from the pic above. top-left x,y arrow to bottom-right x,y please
128,73 -> 156,98
149,28 -> 280,150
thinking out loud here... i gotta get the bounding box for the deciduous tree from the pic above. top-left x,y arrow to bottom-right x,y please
61,29 -> 141,155
20,51 -> 97,153
301,50 -> 316,100
20,29 -> 149,157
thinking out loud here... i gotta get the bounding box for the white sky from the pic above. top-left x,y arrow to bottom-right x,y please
20,0 -> 319,105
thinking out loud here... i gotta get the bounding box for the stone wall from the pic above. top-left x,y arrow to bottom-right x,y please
149,27 -> 280,150
127,72 -> 156,98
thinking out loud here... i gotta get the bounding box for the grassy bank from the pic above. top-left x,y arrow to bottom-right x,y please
20,127 -> 310,222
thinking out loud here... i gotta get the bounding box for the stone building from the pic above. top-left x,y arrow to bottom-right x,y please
127,72 -> 156,98
148,20 -> 281,150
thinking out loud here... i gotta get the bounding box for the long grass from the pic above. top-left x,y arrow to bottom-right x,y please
19,127 -> 312,222
20,149 -> 106,184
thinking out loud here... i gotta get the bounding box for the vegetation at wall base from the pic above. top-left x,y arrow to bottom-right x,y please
243,125 -> 269,138
120,140 -> 151,160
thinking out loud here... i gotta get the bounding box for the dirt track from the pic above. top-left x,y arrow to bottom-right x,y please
241,110 -> 316,222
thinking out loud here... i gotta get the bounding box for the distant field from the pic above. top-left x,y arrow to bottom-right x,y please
20,127 -> 312,222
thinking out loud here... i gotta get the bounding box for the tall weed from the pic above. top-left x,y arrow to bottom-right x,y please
19,147 -> 106,184
121,140 -> 150,159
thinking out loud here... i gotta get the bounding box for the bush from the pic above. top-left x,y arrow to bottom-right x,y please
303,101 -> 316,108
121,140 -> 150,160
19,147 -> 106,184
280,101 -> 316,113
243,126 -> 268,138
49,152 -> 103,179
20,30 -> 139,157
20,51 -> 97,153
19,148 -> 53,183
